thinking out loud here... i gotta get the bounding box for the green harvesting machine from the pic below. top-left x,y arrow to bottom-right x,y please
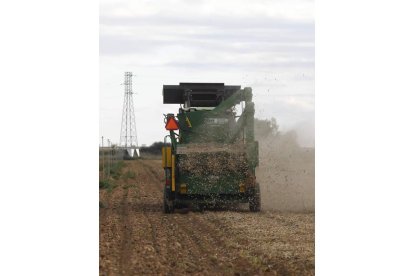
161,83 -> 260,213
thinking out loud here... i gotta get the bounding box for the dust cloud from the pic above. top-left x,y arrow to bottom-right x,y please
256,125 -> 315,212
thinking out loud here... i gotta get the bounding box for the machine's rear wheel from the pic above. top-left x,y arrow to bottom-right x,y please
163,188 -> 174,214
249,183 -> 261,212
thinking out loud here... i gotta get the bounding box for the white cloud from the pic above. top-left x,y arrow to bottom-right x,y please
100,0 -> 313,20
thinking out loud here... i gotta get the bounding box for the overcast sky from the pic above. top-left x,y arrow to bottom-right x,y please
100,0 -> 314,147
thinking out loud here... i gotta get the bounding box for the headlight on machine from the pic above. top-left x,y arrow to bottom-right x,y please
239,183 -> 246,193
180,183 -> 187,194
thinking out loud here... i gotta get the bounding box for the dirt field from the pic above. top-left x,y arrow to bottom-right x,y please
99,159 -> 314,275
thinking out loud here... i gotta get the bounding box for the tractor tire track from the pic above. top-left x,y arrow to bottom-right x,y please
138,160 -> 210,274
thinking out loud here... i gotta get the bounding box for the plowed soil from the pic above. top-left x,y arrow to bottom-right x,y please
99,159 -> 314,275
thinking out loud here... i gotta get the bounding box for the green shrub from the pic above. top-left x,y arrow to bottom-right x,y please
99,179 -> 111,189
99,179 -> 118,191
123,170 -> 136,180
109,161 -> 125,179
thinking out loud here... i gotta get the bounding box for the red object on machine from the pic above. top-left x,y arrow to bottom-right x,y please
165,117 -> 179,130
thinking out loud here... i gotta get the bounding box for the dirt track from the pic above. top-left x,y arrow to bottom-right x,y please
99,159 -> 314,275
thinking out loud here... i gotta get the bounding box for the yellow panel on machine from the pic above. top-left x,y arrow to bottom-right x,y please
162,146 -> 172,168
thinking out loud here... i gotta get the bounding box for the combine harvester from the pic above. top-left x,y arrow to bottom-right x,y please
161,83 -> 260,213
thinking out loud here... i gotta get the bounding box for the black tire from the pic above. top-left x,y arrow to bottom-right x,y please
249,183 -> 261,212
163,187 -> 174,214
